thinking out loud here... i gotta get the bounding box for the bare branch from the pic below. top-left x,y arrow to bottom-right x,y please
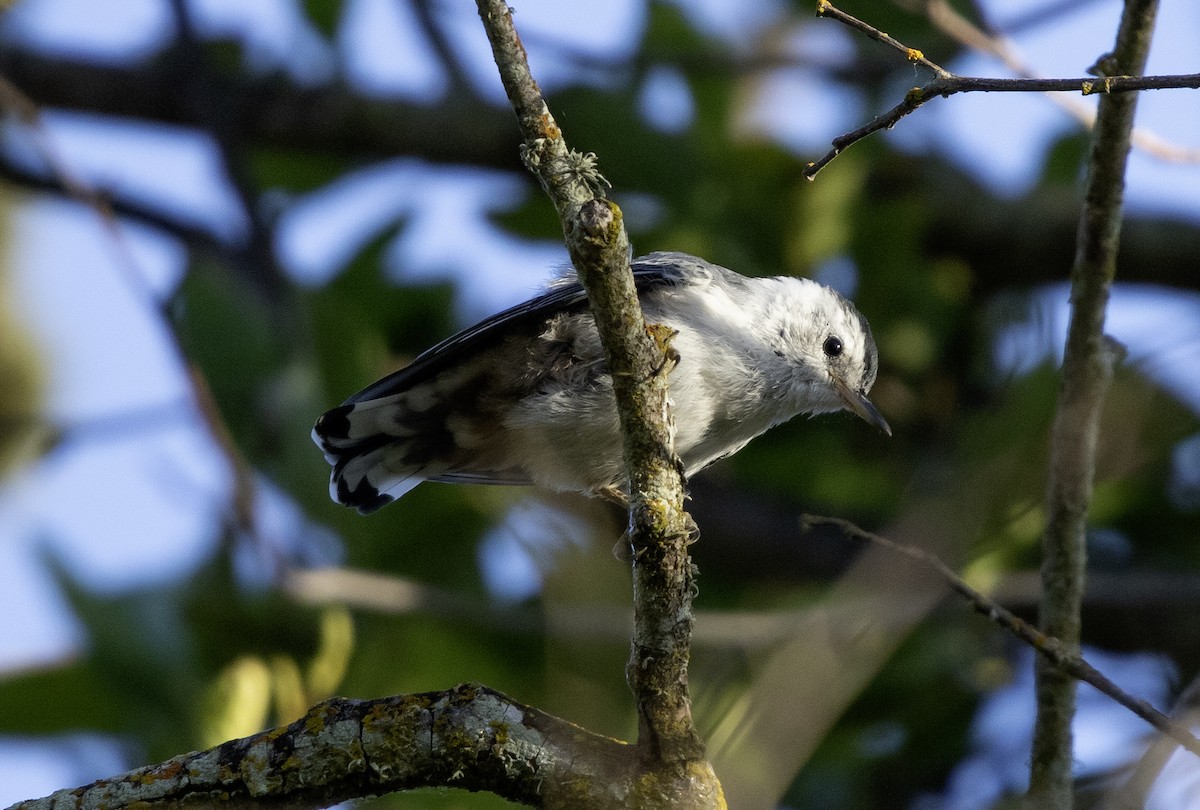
918,0 -> 1200,163
1101,671 -> 1200,809
8,685 -> 636,809
817,0 -> 951,78
0,155 -> 232,259
801,515 -> 1200,760
804,1 -> 1197,179
412,0 -> 474,92
287,565 -> 955,652
0,46 -> 519,167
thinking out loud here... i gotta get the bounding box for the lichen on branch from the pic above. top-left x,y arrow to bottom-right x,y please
474,0 -> 708,779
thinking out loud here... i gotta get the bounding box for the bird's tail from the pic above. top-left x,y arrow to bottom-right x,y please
312,395 -> 447,514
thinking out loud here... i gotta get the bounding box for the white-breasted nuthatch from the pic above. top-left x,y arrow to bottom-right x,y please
313,252 -> 889,514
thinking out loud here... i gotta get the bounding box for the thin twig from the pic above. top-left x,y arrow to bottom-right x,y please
412,0 -> 473,92
917,0 -> 1200,164
817,0 -> 951,78
0,75 -> 125,226
0,156 -> 238,258
804,1 -> 1198,179
800,515 -> 1200,759
286,564 -> 935,651
1101,670 -> 1200,809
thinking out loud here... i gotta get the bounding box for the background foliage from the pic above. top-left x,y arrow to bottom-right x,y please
1,0 -> 1199,807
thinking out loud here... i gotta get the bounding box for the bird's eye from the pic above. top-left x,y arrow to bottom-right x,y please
823,336 -> 843,357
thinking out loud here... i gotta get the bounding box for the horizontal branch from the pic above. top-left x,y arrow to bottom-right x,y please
0,46 -> 519,167
8,684 -> 636,809
0,156 -> 231,258
286,565 -> 951,652
804,1 -> 1200,178
802,515 -> 1200,760
919,73 -> 1200,94
0,72 -> 284,299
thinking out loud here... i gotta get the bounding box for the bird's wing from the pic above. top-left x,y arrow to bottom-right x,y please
338,257 -> 695,406
312,256 -> 701,512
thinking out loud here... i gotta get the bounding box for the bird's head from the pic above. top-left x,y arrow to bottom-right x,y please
770,279 -> 891,436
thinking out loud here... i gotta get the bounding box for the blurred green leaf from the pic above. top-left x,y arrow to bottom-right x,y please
6,2 -> 1200,807
302,0 -> 342,40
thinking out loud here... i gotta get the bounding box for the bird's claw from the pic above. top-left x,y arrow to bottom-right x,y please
646,322 -> 680,377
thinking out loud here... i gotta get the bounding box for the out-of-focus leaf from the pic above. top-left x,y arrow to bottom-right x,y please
306,223 -> 455,403
174,256 -> 289,459
1040,131 -> 1091,187
302,0 -> 342,40
0,661 -> 130,736
0,189 -> 47,478
252,147 -> 352,194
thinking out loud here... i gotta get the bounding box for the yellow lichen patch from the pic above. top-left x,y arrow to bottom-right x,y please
539,114 -> 562,140
240,736 -> 288,795
260,723 -> 294,744
131,758 -> 186,786
635,497 -> 673,535
906,48 -> 924,62
488,719 -> 511,748
628,761 -> 726,809
685,760 -> 727,809
303,699 -> 342,735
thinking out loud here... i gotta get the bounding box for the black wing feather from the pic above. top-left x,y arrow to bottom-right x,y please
338,260 -> 688,406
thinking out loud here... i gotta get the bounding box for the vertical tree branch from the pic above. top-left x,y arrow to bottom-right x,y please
1027,1 -> 1159,805
475,1 -> 715,804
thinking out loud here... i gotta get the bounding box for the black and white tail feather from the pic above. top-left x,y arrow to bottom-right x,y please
313,252 -> 888,514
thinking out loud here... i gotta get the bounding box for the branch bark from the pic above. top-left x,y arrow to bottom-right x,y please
6,685 -> 637,809
474,3 -> 716,804
1027,1 -> 1160,806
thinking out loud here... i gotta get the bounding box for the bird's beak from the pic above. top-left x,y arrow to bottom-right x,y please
833,378 -> 892,436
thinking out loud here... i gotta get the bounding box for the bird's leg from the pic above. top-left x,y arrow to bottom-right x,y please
597,483 -> 700,559
612,512 -> 700,559
593,486 -> 638,561
679,511 -> 701,545
595,485 -> 629,509
612,534 -> 635,561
